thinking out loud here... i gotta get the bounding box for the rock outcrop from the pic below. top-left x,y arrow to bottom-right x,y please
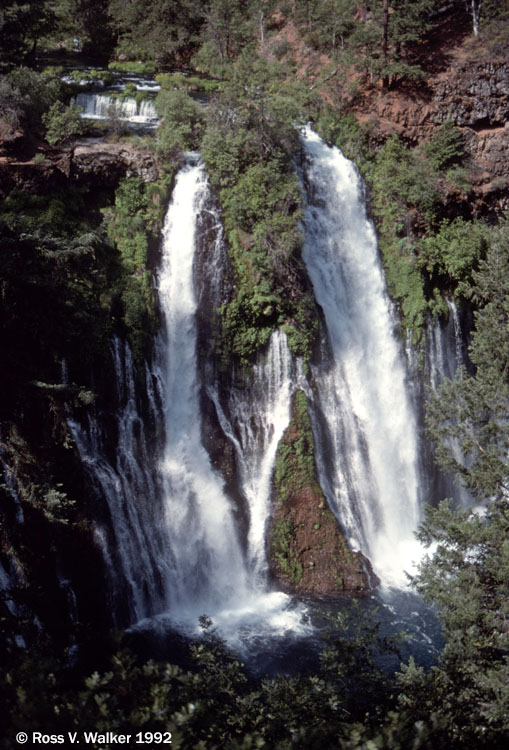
356,43 -> 509,211
0,138 -> 159,197
268,391 -> 376,595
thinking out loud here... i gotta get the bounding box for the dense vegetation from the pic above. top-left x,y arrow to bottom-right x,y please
1,1 -> 508,748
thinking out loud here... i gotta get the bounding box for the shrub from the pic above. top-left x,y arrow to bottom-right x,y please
423,120 -> 466,172
43,101 -> 85,146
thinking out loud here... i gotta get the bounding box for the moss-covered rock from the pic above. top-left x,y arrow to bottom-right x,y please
269,390 -> 376,595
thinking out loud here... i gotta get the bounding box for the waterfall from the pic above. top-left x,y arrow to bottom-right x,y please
67,338 -> 168,623
300,127 -> 423,587
208,330 -> 300,586
132,158 -> 308,645
427,298 -> 467,389
74,93 -> 159,126
153,158 -> 249,620
426,299 -> 473,506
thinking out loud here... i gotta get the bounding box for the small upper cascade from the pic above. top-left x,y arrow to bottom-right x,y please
74,93 -> 159,126
300,126 -> 423,587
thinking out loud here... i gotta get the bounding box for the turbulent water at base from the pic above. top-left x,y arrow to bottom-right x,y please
67,158 -> 309,649
301,127 -> 423,587
67,138 -> 451,658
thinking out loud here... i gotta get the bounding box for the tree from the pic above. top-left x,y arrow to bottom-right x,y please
426,221 -> 509,499
55,0 -> 115,56
42,101 -> 86,146
108,0 -> 205,64
397,498 -> 509,748
0,0 -> 54,70
154,88 -> 205,157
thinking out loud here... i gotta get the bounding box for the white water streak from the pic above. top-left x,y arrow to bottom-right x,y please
301,126 -> 423,587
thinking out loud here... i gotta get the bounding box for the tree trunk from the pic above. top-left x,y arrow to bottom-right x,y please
472,0 -> 481,36
381,0 -> 389,89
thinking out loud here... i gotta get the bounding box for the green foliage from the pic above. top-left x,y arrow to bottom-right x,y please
367,135 -> 440,338
0,187 -> 91,236
108,0 -> 205,65
272,515 -> 303,584
156,71 -> 223,93
104,176 -> 171,362
316,110 -> 371,167
202,53 -> 317,364
426,221 -> 509,498
42,101 -> 85,146
0,67 -> 63,142
191,0 -> 258,76
420,218 -> 488,285
0,1 -> 54,70
397,499 -> 509,748
108,61 -> 158,76
274,390 -> 320,500
54,0 -> 115,57
155,89 -> 205,156
423,121 -> 466,172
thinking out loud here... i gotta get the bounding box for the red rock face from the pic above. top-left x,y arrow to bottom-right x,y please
268,391 -> 377,596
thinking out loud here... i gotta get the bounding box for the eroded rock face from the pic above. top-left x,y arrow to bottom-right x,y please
432,62 -> 509,129
70,139 -> 160,185
0,139 -> 159,197
361,51 -> 509,213
268,391 -> 376,596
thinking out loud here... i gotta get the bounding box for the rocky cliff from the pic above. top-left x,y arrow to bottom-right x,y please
0,139 -> 159,197
269,391 -> 375,595
355,35 -> 509,213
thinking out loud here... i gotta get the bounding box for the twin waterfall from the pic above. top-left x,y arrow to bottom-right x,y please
71,130 -> 456,644
302,127 -> 422,586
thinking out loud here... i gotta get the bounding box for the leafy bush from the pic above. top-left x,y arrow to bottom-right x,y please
423,121 -> 466,171
420,218 -> 489,285
0,67 -> 63,141
43,101 -> 85,145
154,89 -> 205,156
108,61 -> 158,76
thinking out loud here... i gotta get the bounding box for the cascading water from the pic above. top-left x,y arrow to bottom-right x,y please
153,158 -> 249,621
426,298 -> 473,506
74,93 -> 159,126
300,127 -> 423,587
134,158 -> 308,646
427,298 -> 467,389
208,330 -> 300,585
67,338 -> 169,623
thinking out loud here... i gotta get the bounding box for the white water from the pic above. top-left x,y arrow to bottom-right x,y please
74,93 -> 159,125
67,339 -> 169,623
208,330 -> 300,585
301,127 -> 424,587
428,298 -> 466,389
140,159 -> 309,645
427,299 -> 472,506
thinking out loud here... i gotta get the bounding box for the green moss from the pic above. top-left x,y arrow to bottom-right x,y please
105,174 -> 174,363
271,515 -> 303,585
274,390 -> 321,503
201,58 -> 318,365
